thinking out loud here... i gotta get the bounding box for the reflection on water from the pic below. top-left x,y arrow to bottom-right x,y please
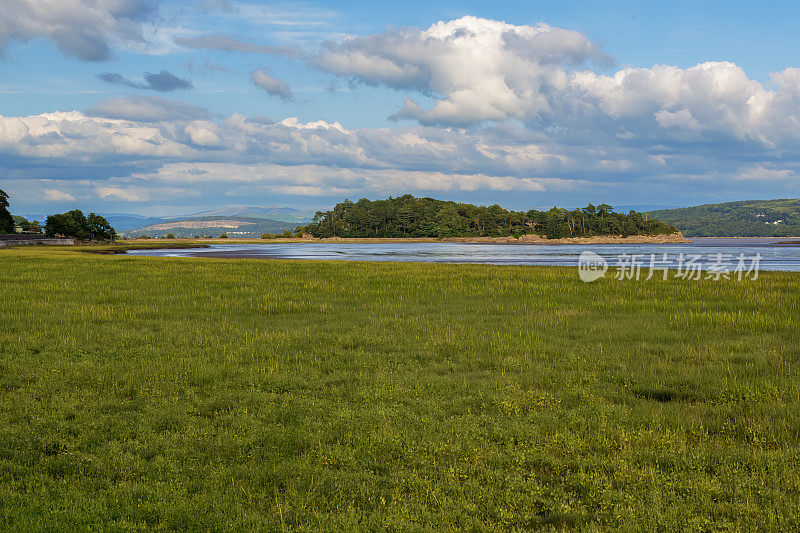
125,237 -> 800,271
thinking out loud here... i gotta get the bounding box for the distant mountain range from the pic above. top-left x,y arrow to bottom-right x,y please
19,206 -> 316,233
108,206 -> 316,237
647,198 -> 800,237
122,216 -> 299,238
185,206 -> 315,223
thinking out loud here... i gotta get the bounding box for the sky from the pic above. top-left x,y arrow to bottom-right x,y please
2,0 -> 800,217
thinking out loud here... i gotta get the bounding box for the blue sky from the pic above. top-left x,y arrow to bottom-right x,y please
3,0 -> 800,217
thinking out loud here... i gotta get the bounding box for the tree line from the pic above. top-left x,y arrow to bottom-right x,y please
0,189 -> 116,240
297,195 -> 678,239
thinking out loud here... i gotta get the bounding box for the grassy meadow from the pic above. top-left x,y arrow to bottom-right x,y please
1,245 -> 799,530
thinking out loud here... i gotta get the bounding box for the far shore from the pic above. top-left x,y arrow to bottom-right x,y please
116,232 -> 691,246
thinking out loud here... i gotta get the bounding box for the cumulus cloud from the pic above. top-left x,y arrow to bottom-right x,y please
314,16 -> 611,125
0,109 -> 785,182
98,70 -> 193,91
184,121 -> 222,147
3,93 -> 799,211
251,70 -> 293,100
310,15 -> 800,149
0,0 -> 156,61
44,189 -> 76,201
0,111 -> 199,160
6,15 -> 800,211
86,95 -> 209,122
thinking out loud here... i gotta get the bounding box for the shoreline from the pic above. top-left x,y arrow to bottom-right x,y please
116,232 -> 691,246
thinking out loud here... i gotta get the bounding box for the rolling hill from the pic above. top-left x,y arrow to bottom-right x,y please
122,216 -> 298,238
647,198 -> 800,237
106,206 -> 314,237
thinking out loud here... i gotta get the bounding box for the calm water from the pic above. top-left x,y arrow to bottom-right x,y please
125,237 -> 800,271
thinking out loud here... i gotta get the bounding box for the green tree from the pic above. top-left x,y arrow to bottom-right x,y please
0,189 -> 15,233
45,210 -> 116,240
88,213 -> 116,240
434,205 -> 469,238
46,210 -> 90,239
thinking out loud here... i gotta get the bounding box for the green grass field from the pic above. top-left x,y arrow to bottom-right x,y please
1,246 -> 799,530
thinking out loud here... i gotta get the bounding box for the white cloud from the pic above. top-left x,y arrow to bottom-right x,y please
733,166 -> 795,181
1,97 -> 798,211
185,121 -> 222,147
44,189 -> 76,201
95,186 -> 149,201
87,95 -> 210,122
128,161 -> 549,195
314,16 -> 610,125
310,16 -> 800,149
0,111 -> 197,159
0,0 -> 157,61
251,70 -> 293,100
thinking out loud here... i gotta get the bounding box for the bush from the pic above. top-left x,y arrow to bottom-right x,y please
166,233 -> 176,239
219,234 -> 228,239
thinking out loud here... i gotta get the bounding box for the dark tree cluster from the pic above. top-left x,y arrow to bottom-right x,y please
45,210 -> 116,240
296,195 -> 678,239
0,189 -> 14,234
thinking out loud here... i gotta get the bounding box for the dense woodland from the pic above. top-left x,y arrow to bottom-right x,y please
297,195 -> 678,239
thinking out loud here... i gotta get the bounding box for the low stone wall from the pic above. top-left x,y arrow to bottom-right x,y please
0,235 -> 75,247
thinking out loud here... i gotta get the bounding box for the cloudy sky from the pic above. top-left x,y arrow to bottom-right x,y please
3,0 -> 800,217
